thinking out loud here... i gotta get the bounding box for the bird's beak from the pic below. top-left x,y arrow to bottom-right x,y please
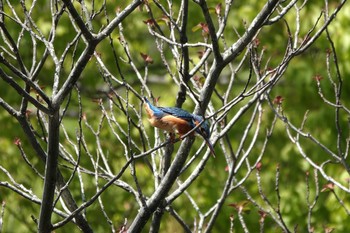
204,137 -> 216,158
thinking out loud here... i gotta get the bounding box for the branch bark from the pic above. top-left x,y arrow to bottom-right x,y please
38,110 -> 60,233
197,0 -> 280,113
128,138 -> 194,232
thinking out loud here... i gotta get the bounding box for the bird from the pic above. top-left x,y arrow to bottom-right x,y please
143,97 -> 216,157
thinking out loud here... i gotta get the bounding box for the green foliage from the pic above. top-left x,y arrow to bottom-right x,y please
1,0 -> 350,232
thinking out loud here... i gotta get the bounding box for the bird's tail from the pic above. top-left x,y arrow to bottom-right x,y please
143,97 -> 150,104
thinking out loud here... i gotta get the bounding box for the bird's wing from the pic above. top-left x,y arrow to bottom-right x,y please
144,97 -> 194,121
158,107 -> 194,122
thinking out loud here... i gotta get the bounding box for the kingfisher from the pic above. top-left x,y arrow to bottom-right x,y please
143,97 -> 216,156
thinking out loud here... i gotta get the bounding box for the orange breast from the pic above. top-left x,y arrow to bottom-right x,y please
144,103 -> 193,136
161,115 -> 193,136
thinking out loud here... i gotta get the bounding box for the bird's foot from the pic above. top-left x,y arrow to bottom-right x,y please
166,133 -> 177,143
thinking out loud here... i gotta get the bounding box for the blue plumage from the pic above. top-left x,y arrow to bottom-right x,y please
143,97 -> 216,156
158,106 -> 194,122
